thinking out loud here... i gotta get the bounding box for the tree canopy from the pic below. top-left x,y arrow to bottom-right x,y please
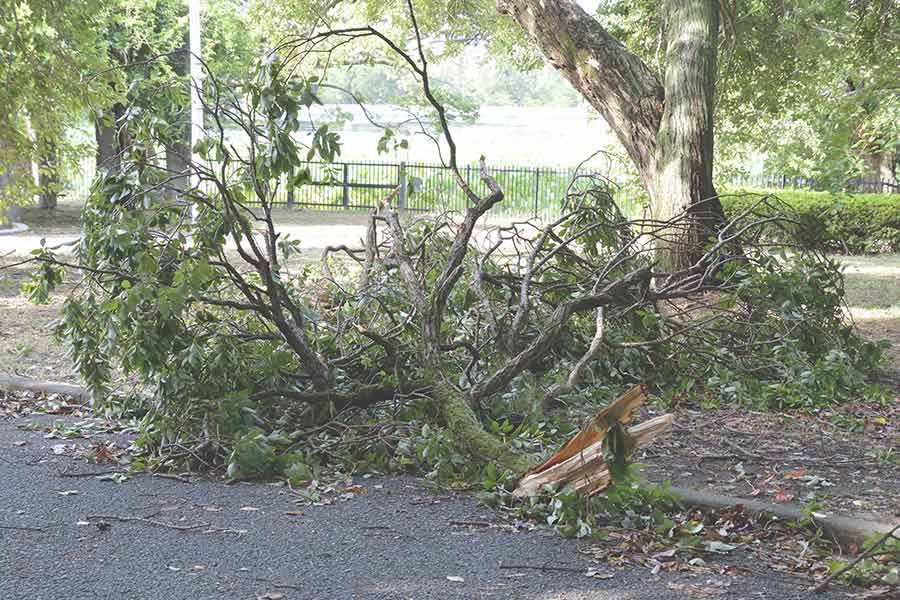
0,0 -> 113,210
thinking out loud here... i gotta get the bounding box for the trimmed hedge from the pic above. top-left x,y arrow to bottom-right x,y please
721,189 -> 900,254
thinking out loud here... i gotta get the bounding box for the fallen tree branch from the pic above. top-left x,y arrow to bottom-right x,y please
669,487 -> 898,552
0,524 -> 47,532
499,563 -> 586,574
56,469 -> 127,478
0,376 -> 91,402
86,515 -> 208,531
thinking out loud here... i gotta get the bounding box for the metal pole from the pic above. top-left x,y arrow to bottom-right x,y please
287,167 -> 294,208
533,167 -> 540,219
189,0 -> 203,220
398,161 -> 407,210
342,163 -> 350,209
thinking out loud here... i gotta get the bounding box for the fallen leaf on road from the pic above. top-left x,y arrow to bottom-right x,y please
585,569 -> 614,579
704,541 -> 736,554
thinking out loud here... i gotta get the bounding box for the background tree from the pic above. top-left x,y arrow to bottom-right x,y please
0,0 -> 113,216
92,0 -> 261,199
596,0 -> 898,188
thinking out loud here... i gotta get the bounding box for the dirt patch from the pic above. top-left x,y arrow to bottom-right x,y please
637,402 -> 899,523
0,258 -> 76,383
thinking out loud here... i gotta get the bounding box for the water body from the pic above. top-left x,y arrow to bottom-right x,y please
300,104 -> 623,169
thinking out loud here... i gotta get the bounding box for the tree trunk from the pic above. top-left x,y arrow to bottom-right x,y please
863,151 -> 897,193
495,0 -> 663,198
37,148 -> 59,210
655,0 -> 724,268
496,0 -> 727,268
0,131 -> 30,225
94,102 -> 133,177
166,134 -> 191,199
94,109 -> 121,175
165,41 -> 192,199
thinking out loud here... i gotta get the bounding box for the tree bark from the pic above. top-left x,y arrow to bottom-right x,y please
166,133 -> 191,199
37,148 -> 59,209
94,106 -> 124,175
0,129 -> 30,225
496,0 -> 727,268
655,0 -> 724,268
863,151 -> 897,193
434,381 -> 534,473
165,43 -> 191,199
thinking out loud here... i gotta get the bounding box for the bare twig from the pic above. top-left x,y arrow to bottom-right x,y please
811,523 -> 900,593
86,515 -> 209,531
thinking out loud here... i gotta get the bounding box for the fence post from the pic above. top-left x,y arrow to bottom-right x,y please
398,161 -> 407,210
780,174 -> 786,189
287,167 -> 295,208
533,167 -> 540,218
342,163 -> 350,209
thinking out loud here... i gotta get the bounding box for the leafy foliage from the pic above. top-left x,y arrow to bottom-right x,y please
22,28 -> 888,484
722,190 -> 900,254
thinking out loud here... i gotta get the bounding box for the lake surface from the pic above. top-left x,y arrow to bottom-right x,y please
299,104 -> 624,169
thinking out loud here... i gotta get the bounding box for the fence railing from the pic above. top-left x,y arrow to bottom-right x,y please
60,157 -> 898,219
727,173 -> 899,194
273,161 -> 641,218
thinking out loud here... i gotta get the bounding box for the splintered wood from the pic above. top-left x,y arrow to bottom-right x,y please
513,385 -> 673,499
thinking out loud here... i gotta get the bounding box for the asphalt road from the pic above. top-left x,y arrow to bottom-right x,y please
0,414 -> 846,600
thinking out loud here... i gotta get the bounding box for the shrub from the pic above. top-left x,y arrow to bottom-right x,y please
721,189 -> 900,254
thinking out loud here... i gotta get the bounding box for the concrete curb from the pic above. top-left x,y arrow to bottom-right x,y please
0,376 -> 91,402
0,222 -> 29,235
670,485 -> 898,551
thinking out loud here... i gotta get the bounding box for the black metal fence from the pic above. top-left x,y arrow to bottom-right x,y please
271,161 -> 642,218
727,173 -> 899,194
61,157 -> 898,219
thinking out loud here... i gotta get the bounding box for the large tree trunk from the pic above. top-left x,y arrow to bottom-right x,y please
0,125 -> 32,225
655,0 -> 724,267
166,132 -> 191,199
496,0 -> 727,268
863,151 -> 897,193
